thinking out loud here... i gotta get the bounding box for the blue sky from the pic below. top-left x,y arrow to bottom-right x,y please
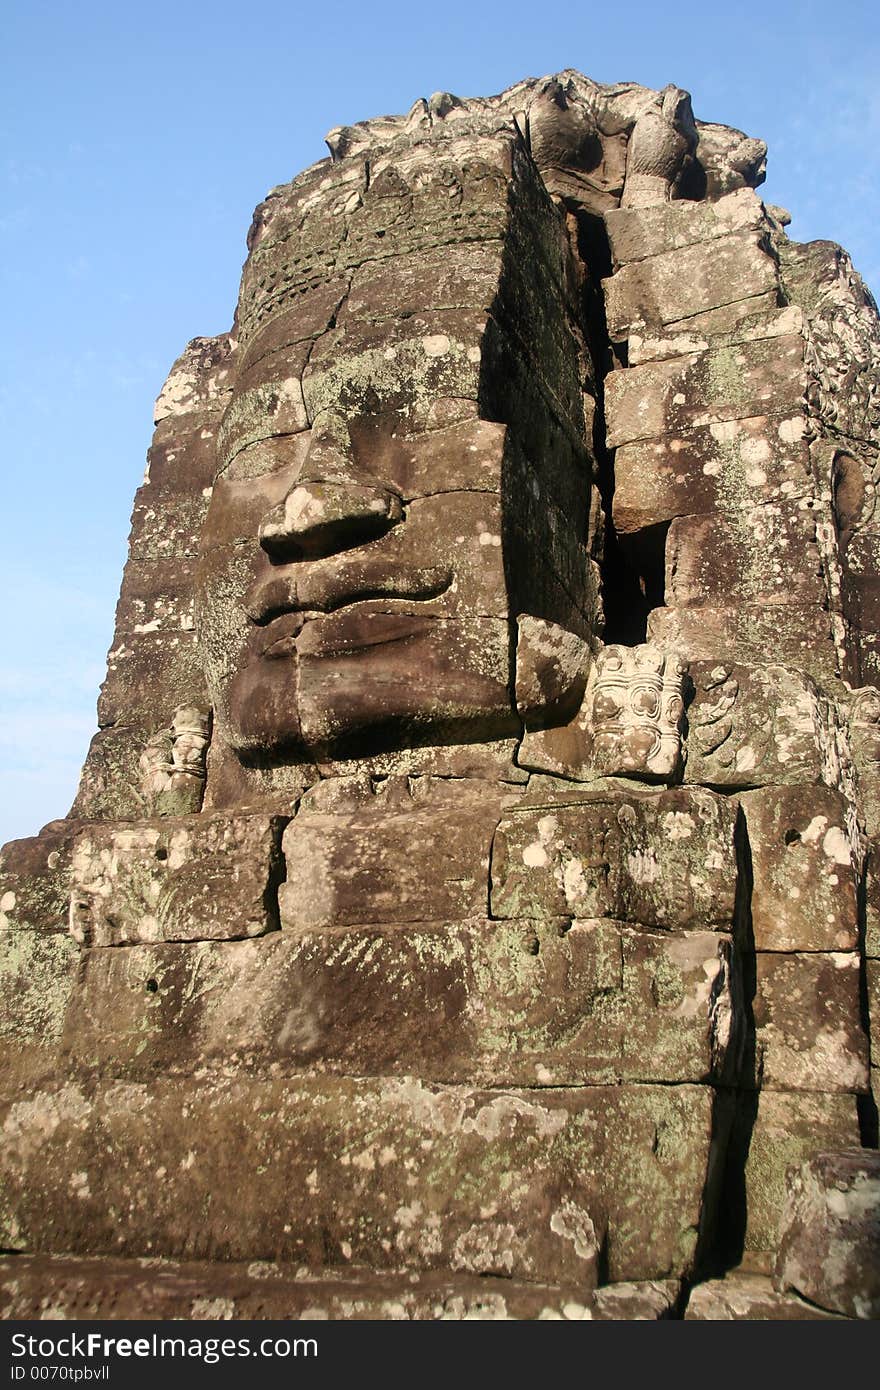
2,0 -> 878,845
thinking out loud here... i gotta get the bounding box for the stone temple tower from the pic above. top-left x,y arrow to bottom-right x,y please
1,72 -> 878,1320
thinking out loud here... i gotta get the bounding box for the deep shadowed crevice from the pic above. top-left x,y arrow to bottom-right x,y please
567,208 -> 615,374
710,809 -> 759,1272
604,521 -> 671,645
262,815 -> 292,934
857,1092 -> 878,1148
856,855 -> 879,1146
565,206 -> 668,647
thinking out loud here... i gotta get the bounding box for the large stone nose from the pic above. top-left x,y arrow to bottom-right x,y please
258,480 -> 403,558
258,408 -> 403,558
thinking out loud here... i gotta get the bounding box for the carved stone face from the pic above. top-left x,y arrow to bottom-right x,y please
194,128 -> 601,767
195,352 -> 522,760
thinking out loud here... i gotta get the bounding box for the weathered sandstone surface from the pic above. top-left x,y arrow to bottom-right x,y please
1,70 -> 877,1320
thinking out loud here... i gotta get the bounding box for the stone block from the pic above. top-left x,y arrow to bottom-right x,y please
490,786 -> 739,931
647,604 -> 842,685
590,1281 -> 679,1320
604,189 -> 767,267
844,692 -> 880,840
280,789 -> 503,929
126,418 -> 220,563
604,335 -> 805,449
856,630 -> 880,688
113,559 -> 198,636
70,727 -> 152,821
68,814 -> 284,947
307,307 -> 492,371
844,527 -> 880,581
664,291 -> 780,337
0,925 -> 80,1088
310,735 -> 527,789
340,242 -> 499,319
613,413 -> 810,534
96,631 -> 207,730
603,232 -> 777,340
216,340 -> 310,467
665,503 -> 827,610
301,315 -> 484,423
62,919 -> 738,1087
128,479 -> 212,562
684,1273 -> 844,1320
0,1078 -> 718,1282
153,334 -> 234,426
380,417 -> 509,498
846,574 -> 880,637
0,821 -> 84,1085
626,305 -> 802,367
514,616 -> 592,727
0,824 -> 82,935
237,278 -> 349,369
774,1150 -> 880,1319
144,418 -> 220,491
685,664 -> 830,791
751,952 -> 867,1093
740,786 -> 858,952
477,324 -> 589,485
740,1091 -> 861,1253
841,531 -> 880,648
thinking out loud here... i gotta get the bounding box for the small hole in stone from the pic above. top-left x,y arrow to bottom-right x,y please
784,829 -> 801,846
527,936 -> 540,956
146,978 -> 159,993
155,848 -> 168,861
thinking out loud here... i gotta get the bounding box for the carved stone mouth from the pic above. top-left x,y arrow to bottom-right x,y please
253,601 -> 440,661
246,568 -> 454,626
257,610 -> 306,658
295,605 -> 436,659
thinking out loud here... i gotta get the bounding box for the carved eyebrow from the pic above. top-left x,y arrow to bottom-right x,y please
214,433 -> 309,484
214,373 -> 310,474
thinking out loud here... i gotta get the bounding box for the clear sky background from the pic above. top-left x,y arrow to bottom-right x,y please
1,0 -> 878,846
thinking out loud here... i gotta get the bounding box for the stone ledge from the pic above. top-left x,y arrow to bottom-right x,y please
684,1273 -> 847,1320
0,1078 -> 721,1283
0,1254 -> 678,1321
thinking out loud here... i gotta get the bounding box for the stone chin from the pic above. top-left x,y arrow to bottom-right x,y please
222,605 -> 519,759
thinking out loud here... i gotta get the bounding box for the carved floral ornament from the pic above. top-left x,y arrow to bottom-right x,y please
587,645 -> 687,778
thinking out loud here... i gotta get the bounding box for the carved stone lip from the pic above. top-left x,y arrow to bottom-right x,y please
256,610 -> 306,657
252,599 -> 439,660
246,568 -> 454,626
296,604 -> 437,658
